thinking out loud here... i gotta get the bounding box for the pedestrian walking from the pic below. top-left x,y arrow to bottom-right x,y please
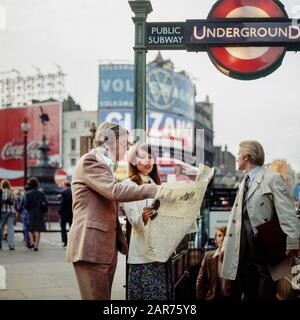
0,180 -> 16,250
25,177 -> 48,251
58,180 -> 73,247
17,186 -> 31,248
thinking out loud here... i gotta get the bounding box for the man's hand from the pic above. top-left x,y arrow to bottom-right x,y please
286,249 -> 298,257
142,206 -> 155,225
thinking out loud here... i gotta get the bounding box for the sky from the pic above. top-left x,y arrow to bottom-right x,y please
0,0 -> 300,171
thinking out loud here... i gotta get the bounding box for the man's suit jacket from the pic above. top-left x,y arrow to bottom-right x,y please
221,167 -> 300,281
66,151 -> 157,264
196,250 -> 233,300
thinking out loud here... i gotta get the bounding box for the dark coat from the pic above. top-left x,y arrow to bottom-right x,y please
58,187 -> 73,218
196,250 -> 235,300
25,188 -> 48,232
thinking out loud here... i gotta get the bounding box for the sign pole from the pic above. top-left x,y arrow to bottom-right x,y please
127,0 -> 152,301
129,0 -> 152,141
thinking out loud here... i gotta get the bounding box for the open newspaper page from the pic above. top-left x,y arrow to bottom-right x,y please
144,165 -> 214,262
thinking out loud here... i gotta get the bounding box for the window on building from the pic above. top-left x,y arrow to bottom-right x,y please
70,121 -> 77,129
206,137 -> 211,147
71,138 -> 76,151
70,158 -> 76,166
84,120 -> 91,128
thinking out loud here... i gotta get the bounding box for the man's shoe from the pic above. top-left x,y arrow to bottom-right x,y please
63,243 -> 67,247
9,247 -> 15,251
34,248 -> 38,252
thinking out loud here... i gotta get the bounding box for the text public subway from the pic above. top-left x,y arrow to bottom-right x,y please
148,26 -> 184,45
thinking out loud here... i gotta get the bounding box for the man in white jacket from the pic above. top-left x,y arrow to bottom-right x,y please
221,140 -> 300,300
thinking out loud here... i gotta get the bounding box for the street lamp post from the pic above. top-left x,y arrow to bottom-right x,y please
129,0 -> 152,141
126,0 -> 152,300
21,118 -> 30,186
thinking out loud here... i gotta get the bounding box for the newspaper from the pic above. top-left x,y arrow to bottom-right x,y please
144,165 -> 214,262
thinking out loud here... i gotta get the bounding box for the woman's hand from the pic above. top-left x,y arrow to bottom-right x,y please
142,206 -> 155,225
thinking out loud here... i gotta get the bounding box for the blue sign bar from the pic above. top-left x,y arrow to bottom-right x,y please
187,19 -> 300,46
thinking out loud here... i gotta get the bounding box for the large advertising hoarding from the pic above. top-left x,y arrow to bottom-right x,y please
271,159 -> 288,178
98,64 -> 195,121
0,102 -> 62,187
100,109 -> 194,153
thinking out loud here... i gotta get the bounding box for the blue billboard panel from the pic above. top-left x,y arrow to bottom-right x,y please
99,109 -> 194,153
99,64 -> 195,120
295,184 -> 300,201
98,64 -> 134,108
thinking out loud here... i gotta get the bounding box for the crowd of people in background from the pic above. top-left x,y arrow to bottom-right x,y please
0,177 -> 73,252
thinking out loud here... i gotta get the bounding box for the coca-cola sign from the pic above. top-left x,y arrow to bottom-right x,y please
1,141 -> 41,161
0,103 -> 62,186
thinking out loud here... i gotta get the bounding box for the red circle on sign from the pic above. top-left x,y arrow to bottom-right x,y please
54,169 -> 68,187
207,0 -> 288,79
209,0 -> 287,18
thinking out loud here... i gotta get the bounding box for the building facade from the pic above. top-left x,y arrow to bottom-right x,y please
194,96 -> 214,167
213,145 -> 238,188
62,110 -> 97,175
0,68 -> 67,108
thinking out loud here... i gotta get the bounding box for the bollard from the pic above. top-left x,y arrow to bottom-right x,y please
0,265 -> 6,290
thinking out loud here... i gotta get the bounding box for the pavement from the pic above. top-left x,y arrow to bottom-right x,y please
0,223 -> 126,300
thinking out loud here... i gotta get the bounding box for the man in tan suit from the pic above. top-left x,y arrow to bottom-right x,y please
66,122 -> 157,300
221,140 -> 300,300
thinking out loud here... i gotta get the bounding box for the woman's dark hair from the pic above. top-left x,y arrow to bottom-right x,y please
64,180 -> 71,188
27,177 -> 40,189
127,143 -> 161,186
1,179 -> 12,189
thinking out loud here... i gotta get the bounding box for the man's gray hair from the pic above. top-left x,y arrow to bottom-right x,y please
93,122 -> 128,148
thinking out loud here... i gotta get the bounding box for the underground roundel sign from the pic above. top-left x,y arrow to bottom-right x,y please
146,0 -> 300,80
207,0 -> 288,80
